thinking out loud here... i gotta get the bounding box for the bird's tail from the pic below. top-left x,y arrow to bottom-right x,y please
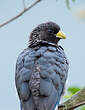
20,101 -> 24,110
54,105 -> 58,110
29,64 -> 40,110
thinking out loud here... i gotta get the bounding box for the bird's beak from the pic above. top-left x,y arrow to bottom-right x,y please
56,31 -> 66,39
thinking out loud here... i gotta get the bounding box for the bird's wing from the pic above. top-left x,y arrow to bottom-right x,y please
38,45 -> 69,94
36,45 -> 69,110
15,46 -> 49,110
15,48 -> 32,101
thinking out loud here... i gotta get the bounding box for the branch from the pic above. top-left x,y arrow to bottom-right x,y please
58,87 -> 85,110
0,0 -> 42,28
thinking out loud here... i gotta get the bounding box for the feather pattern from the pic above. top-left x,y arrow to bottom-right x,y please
15,42 -> 69,110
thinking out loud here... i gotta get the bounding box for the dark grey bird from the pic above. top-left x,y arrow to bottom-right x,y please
15,22 -> 69,110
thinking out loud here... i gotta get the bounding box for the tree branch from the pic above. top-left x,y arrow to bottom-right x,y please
0,0 -> 42,28
58,87 -> 85,110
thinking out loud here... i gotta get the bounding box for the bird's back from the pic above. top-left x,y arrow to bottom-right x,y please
15,44 -> 69,110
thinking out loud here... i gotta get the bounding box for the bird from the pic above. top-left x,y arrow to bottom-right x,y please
15,21 -> 69,110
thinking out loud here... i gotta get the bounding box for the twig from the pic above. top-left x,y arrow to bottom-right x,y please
58,87 -> 85,110
0,0 -> 42,28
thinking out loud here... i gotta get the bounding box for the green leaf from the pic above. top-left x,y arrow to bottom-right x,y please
72,0 -> 76,2
64,94 -> 73,99
68,86 -> 81,94
64,86 -> 81,100
65,0 -> 70,10
81,105 -> 85,110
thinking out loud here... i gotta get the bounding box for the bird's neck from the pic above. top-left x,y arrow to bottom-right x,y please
28,40 -> 59,48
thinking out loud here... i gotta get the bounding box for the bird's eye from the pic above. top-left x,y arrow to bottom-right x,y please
48,29 -> 53,33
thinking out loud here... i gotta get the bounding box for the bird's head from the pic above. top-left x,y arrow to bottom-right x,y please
29,22 -> 66,46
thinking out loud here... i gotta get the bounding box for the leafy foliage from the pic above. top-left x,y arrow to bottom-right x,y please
68,86 -> 81,94
65,0 -> 76,9
64,86 -> 80,98
72,0 -> 76,2
64,86 -> 85,110
66,0 -> 70,9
